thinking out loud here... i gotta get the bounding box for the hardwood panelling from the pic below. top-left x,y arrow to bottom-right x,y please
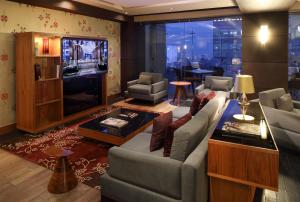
243,62 -> 288,91
16,32 -> 35,130
242,36 -> 288,63
242,12 -> 288,37
0,124 -> 16,135
120,22 -> 145,94
208,140 -> 279,191
210,177 -> 256,202
242,12 -> 288,96
8,0 -> 130,22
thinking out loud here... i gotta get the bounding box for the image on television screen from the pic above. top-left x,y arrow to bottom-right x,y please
61,38 -> 108,77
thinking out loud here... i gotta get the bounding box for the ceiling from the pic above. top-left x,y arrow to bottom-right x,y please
74,0 -> 299,16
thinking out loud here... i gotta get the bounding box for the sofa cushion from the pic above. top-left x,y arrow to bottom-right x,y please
121,132 -> 164,157
150,111 -> 172,151
141,72 -> 163,83
172,106 -> 190,119
138,74 -> 152,85
276,93 -> 294,112
204,76 -> 233,90
189,93 -> 206,116
259,88 -> 286,108
164,113 -> 192,157
170,112 -> 209,161
128,84 -> 151,95
211,79 -> 230,91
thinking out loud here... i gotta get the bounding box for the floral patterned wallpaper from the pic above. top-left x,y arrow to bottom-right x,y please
0,0 -> 121,127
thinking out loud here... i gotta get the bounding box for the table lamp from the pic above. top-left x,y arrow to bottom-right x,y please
233,75 -> 255,121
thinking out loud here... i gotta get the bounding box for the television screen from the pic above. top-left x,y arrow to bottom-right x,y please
62,38 -> 108,75
61,37 -> 108,116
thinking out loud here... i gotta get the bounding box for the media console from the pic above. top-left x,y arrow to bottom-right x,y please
16,32 -> 108,133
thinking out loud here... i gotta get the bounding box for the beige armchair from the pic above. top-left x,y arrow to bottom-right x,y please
259,88 -> 300,151
125,72 -> 168,104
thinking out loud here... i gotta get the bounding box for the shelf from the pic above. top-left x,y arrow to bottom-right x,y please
36,99 -> 62,106
35,55 -> 60,58
37,78 -> 60,82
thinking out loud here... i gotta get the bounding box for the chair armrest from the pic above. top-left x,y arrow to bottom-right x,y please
182,135 -> 209,202
151,80 -> 166,94
195,84 -> 205,94
127,79 -> 138,87
262,106 -> 300,134
107,147 -> 182,199
293,100 -> 300,109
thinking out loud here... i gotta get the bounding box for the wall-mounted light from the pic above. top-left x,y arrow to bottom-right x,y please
183,44 -> 187,50
258,25 -> 270,45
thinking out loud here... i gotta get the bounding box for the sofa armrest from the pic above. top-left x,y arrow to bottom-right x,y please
195,84 -> 205,94
182,135 -> 208,202
293,100 -> 300,109
151,80 -> 166,94
127,79 -> 138,87
262,106 -> 300,134
107,147 -> 182,199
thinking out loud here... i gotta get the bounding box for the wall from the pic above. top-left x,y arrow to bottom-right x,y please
0,0 -> 120,127
242,12 -> 288,97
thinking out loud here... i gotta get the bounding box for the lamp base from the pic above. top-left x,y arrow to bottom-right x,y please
233,114 -> 255,121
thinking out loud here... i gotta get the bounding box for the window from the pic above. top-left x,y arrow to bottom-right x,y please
289,14 -> 300,100
144,17 -> 242,84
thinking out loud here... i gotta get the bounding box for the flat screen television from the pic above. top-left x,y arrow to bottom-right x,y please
61,37 -> 108,116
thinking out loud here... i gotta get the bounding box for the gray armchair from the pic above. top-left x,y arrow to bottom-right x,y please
195,76 -> 234,98
125,72 -> 168,104
259,88 -> 300,151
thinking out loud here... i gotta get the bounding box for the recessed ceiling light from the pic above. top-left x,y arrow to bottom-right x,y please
170,7 -> 174,10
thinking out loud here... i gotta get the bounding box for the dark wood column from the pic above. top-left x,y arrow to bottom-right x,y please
242,12 -> 288,97
120,21 -> 145,95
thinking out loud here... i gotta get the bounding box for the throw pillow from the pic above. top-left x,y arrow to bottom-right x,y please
150,111 -> 172,152
189,93 -> 206,116
210,79 -> 230,91
276,93 -> 294,112
164,113 -> 192,157
201,91 -> 216,108
138,74 -> 152,85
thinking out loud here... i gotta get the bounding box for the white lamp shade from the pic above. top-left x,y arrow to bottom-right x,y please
234,75 -> 255,94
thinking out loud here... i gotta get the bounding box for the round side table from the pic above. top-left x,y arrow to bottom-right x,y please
170,81 -> 191,106
45,146 -> 78,194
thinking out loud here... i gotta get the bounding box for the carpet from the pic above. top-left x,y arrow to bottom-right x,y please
0,108 -> 116,190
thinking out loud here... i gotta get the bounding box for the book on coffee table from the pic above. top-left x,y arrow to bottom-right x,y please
222,121 -> 260,136
100,117 -> 128,128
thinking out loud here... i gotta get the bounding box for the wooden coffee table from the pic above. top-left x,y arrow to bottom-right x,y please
170,81 -> 191,106
78,108 -> 158,145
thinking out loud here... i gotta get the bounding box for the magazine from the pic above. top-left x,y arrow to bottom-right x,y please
100,117 -> 128,128
222,121 -> 260,136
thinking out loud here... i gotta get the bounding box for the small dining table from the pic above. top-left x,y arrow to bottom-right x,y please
184,68 -> 215,80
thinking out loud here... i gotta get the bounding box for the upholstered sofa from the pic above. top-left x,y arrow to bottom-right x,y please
195,76 -> 234,98
100,91 -> 227,202
125,72 -> 168,104
259,88 -> 300,151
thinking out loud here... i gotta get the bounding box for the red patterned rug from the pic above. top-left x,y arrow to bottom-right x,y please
0,108 -> 116,190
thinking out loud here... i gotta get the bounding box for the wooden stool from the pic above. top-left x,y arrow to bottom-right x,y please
170,81 -> 191,106
45,146 -> 78,194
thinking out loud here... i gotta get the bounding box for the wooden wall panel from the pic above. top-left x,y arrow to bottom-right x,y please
242,12 -> 288,97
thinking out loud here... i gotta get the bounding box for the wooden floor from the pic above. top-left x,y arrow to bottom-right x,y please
113,98 -> 177,113
0,149 -> 101,202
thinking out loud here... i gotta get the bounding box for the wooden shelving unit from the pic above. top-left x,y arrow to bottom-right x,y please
16,32 -> 108,133
16,32 -> 63,133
